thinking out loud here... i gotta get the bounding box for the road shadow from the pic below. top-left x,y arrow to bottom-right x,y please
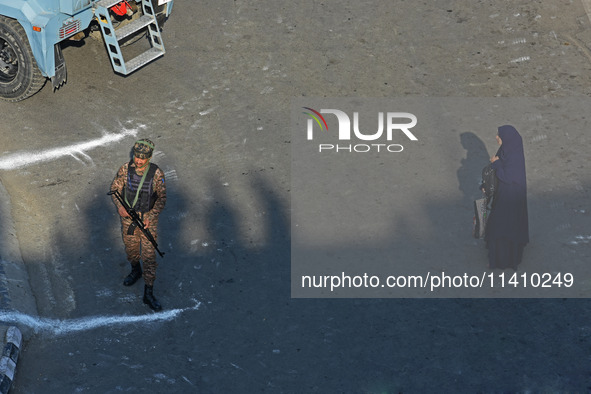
10,159 -> 591,393
458,131 -> 491,208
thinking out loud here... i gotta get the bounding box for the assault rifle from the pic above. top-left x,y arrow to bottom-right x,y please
108,189 -> 165,258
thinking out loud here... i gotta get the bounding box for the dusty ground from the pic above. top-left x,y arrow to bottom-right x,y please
0,0 -> 590,392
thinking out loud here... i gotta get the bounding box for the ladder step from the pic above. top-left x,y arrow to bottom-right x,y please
116,15 -> 154,41
95,0 -> 124,9
125,47 -> 164,74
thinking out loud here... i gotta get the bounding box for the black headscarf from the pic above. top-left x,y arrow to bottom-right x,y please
493,125 -> 526,186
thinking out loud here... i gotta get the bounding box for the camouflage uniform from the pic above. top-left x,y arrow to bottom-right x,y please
111,161 -> 166,285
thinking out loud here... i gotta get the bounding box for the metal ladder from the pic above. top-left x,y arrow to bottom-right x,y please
94,0 -> 165,75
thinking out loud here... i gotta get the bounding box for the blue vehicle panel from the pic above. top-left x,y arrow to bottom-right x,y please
0,0 -> 173,101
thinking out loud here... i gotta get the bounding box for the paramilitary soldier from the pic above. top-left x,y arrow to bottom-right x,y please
111,139 -> 166,311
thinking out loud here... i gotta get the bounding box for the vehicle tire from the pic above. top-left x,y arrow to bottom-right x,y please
0,17 -> 46,102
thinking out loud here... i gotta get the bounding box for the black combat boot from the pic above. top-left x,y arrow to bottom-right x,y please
123,263 -> 142,286
143,285 -> 162,311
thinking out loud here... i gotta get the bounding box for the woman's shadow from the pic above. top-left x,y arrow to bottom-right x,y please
457,132 -> 490,210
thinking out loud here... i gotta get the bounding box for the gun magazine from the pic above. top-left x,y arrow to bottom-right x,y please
127,222 -> 138,235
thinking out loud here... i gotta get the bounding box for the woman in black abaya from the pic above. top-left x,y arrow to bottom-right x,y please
485,125 -> 529,269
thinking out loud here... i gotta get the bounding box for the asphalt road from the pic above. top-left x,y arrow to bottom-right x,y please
0,0 -> 590,392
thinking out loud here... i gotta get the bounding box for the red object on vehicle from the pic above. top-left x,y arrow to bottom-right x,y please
112,1 -> 130,16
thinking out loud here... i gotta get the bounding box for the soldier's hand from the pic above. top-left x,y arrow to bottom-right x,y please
144,218 -> 150,229
118,206 -> 130,218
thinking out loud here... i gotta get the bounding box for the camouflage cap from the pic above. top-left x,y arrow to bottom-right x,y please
133,139 -> 154,159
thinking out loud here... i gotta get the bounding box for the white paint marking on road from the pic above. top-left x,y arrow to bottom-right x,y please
77,150 -> 94,163
509,56 -> 530,63
0,301 -> 201,336
0,128 -> 141,171
199,107 -> 217,116
531,134 -> 547,142
164,169 -> 178,181
571,235 -> 591,245
69,153 -> 85,164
